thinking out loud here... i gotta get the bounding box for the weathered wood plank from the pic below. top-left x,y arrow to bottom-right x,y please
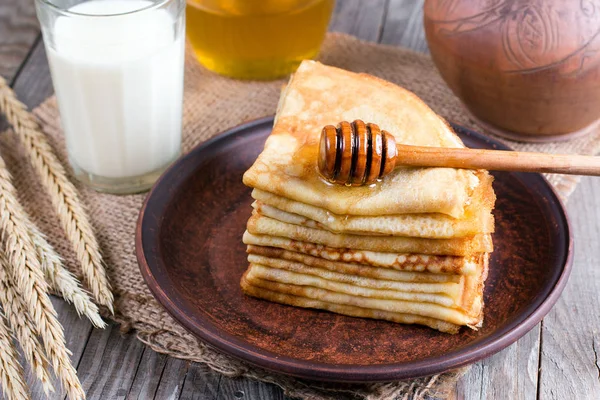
538,176 -> 600,399
380,0 -> 428,52
1,37 -> 50,133
126,347 -> 191,400
12,40 -> 54,110
0,0 -> 39,81
456,328 -> 540,400
329,0 -> 388,42
176,362 -> 290,400
215,375 -> 287,400
1,39 -> 53,135
152,358 -> 189,400
76,323 -> 146,399
177,363 -> 222,399
126,349 -> 170,399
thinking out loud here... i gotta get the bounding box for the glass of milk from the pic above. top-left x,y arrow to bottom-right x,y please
35,0 -> 185,194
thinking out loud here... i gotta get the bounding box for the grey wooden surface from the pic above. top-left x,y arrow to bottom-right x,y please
0,0 -> 598,399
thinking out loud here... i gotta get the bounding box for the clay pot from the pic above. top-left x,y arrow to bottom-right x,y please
424,0 -> 600,142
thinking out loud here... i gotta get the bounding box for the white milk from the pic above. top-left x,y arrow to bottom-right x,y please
46,0 -> 184,179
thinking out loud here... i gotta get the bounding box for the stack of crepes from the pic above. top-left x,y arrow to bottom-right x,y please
241,61 -> 495,334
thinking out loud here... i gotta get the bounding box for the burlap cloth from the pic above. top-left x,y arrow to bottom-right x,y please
1,33 -> 598,399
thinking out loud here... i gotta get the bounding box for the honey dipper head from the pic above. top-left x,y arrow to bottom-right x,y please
318,120 -> 397,186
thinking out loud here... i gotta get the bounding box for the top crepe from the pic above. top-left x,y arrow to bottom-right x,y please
243,60 -> 483,218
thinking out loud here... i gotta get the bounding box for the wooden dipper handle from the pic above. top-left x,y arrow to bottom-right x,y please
319,120 -> 600,186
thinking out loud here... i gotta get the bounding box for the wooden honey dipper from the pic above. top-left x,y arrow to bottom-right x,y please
318,120 -> 600,186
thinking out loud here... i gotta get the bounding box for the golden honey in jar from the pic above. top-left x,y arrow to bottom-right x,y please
186,0 -> 334,79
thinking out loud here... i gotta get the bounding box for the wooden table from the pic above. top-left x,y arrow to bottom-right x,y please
1,1 -> 599,399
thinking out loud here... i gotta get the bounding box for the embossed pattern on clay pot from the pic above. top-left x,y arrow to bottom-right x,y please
424,0 -> 600,142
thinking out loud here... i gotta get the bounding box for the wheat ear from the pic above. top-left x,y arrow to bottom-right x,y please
0,154 -> 85,400
0,310 -> 30,400
0,255 -> 54,394
0,76 -> 113,313
29,226 -> 106,329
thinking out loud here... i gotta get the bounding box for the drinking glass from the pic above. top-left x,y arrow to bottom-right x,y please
35,0 -> 186,194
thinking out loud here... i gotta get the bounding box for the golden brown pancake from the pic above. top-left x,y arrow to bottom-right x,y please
243,233 -> 481,275
251,169 -> 495,239
246,246 -> 463,282
243,60 -> 491,218
246,214 -> 493,256
247,255 -> 462,298
240,279 -> 461,334
242,270 -> 483,327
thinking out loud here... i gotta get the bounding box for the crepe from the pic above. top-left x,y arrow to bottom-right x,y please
246,214 -> 493,256
247,255 -> 462,297
246,253 -> 487,311
246,245 -> 463,283
251,171 -> 495,238
248,263 -> 458,306
253,200 -> 494,239
243,60 -> 489,218
243,232 -> 480,275
242,269 -> 484,327
241,279 -> 461,333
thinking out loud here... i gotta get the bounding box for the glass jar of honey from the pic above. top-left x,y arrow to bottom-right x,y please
186,0 -> 334,80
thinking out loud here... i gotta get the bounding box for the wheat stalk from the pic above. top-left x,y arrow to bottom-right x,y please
0,154 -> 85,400
0,310 -> 30,400
0,75 -> 113,313
29,225 -> 106,329
0,254 -> 54,395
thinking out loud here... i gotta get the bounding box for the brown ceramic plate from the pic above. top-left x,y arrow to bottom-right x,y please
136,117 -> 572,382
